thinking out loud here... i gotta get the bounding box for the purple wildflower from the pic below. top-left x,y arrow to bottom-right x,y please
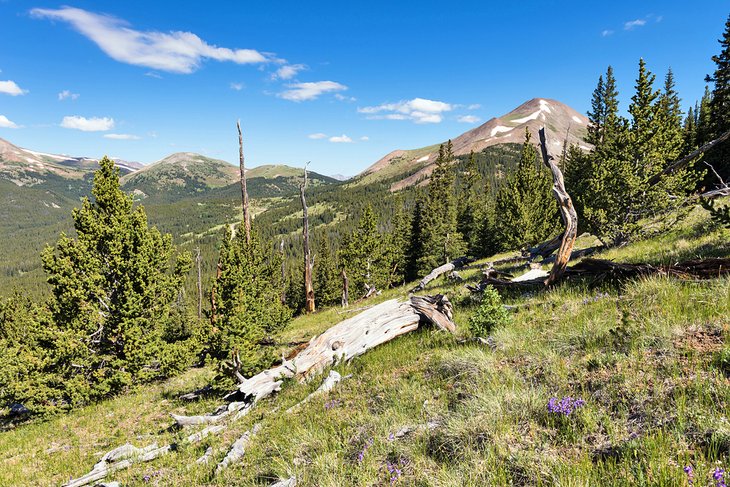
357,438 -> 374,463
384,459 -> 405,484
388,432 -> 395,442
684,465 -> 694,485
547,396 -> 586,416
324,399 -> 341,410
714,468 -> 726,487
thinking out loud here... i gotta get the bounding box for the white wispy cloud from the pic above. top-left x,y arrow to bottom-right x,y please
467,103 -> 481,110
103,133 -> 140,140
58,89 -> 80,101
145,71 -> 163,79
0,80 -> 28,96
230,82 -> 245,91
31,7 -> 269,73
335,93 -> 357,102
329,134 -> 352,143
624,19 -> 647,30
272,64 -> 306,80
360,136 -> 369,141
61,115 -> 115,131
278,81 -> 347,101
358,98 -> 453,124
308,133 -> 327,139
457,115 -> 481,124
0,115 -> 19,128
601,29 -> 614,37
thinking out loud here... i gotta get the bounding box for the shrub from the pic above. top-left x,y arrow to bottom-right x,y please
468,285 -> 510,337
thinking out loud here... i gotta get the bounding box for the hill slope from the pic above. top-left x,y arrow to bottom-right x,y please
357,98 -> 589,190
2,204 -> 728,486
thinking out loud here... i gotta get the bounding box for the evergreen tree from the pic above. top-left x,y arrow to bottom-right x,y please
313,236 -> 340,308
705,14 -> 730,180
340,205 -> 386,295
405,198 -> 425,282
473,184 -> 498,258
457,151 -> 484,255
683,105 -> 698,153
697,86 -> 713,146
384,199 -> 411,287
628,58 -> 662,175
42,157 -> 192,403
210,227 -> 291,386
494,128 -> 559,250
416,141 -> 465,274
656,68 -> 684,163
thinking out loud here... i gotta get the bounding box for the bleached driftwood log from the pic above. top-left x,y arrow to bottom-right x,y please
63,425 -> 224,487
216,423 -> 261,474
411,257 -> 472,292
172,294 -> 455,426
270,477 -> 297,487
286,370 -> 346,414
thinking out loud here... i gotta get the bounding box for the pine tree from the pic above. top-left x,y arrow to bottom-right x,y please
416,141 -> 465,273
494,128 -> 559,250
697,86 -> 713,146
210,227 -> 291,386
683,105 -> 698,153
457,151 -> 484,255
313,236 -> 340,308
405,198 -> 425,282
42,157 -> 192,404
384,199 -> 411,287
340,205 -> 386,295
705,14 -> 730,180
656,68 -> 684,163
629,58 -> 662,176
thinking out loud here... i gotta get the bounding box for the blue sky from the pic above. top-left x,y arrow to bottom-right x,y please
0,1 -> 728,176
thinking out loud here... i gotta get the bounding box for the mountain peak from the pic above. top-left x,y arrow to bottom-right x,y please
357,98 -> 590,190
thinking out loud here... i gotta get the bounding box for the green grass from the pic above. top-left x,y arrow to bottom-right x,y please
1,207 -> 729,486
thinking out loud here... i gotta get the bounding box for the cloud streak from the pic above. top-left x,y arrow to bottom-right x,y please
0,80 -> 28,96
103,133 -> 140,140
0,115 -> 19,128
278,81 -> 347,101
457,115 -> 481,124
329,134 -> 352,143
272,64 -> 306,80
61,115 -> 115,131
358,98 -> 453,124
58,89 -> 80,101
624,19 -> 647,30
31,7 -> 268,73
308,133 -> 327,139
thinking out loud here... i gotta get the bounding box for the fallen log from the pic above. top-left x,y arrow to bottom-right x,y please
63,424 -> 225,487
411,257 -> 473,292
270,478 -> 297,487
469,257 -> 730,291
216,423 -> 261,474
286,370 -> 346,414
648,128 -> 730,185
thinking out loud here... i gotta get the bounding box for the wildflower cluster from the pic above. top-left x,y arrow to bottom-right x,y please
547,397 -> 586,416
582,292 -> 609,305
357,438 -> 374,463
324,399 -> 341,410
684,465 -> 694,485
715,468 -> 726,487
383,459 -> 406,484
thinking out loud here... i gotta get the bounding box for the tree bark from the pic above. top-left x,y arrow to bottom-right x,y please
237,120 -> 251,244
538,127 -> 578,285
300,164 -> 315,313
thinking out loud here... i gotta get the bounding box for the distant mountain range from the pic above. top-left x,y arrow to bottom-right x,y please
0,97 -> 590,295
357,98 -> 589,190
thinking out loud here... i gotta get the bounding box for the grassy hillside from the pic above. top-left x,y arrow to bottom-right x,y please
2,203 -> 728,486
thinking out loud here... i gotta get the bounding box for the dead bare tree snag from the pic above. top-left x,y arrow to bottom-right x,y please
195,247 -> 202,320
411,256 -> 472,293
648,128 -> 730,185
300,163 -> 315,313
237,120 -> 251,244
538,127 -> 578,285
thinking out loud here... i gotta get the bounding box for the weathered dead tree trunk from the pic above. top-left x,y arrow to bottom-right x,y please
341,268 -> 349,307
216,424 -> 260,474
538,127 -> 578,285
195,247 -> 202,320
410,256 -> 472,293
172,294 -> 455,427
237,120 -> 251,244
300,163 -> 315,313
648,128 -> 730,185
